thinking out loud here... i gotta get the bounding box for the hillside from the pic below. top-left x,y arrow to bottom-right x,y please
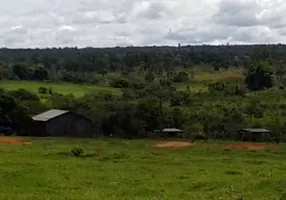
0,45 -> 286,141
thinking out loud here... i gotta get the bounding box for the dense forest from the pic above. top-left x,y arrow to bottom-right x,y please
1,44 -> 286,141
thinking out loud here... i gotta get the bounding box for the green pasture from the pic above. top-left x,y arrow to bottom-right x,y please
0,81 -> 121,97
0,138 -> 285,200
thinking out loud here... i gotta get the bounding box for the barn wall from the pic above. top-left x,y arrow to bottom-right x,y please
34,122 -> 47,137
45,113 -> 92,137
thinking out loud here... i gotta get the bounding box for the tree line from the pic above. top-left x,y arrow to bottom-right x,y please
1,45 -> 286,141
0,44 -> 285,83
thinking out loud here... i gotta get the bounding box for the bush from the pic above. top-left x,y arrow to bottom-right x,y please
38,87 -> 48,94
110,78 -> 130,88
48,87 -> 54,94
173,71 -> 190,83
70,146 -> 84,157
184,123 -> 204,139
7,89 -> 40,101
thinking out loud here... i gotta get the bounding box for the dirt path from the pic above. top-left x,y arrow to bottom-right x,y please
0,136 -> 31,145
153,141 -> 194,148
225,144 -> 272,151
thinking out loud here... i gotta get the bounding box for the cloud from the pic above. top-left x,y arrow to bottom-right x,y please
214,0 -> 262,27
0,0 -> 286,48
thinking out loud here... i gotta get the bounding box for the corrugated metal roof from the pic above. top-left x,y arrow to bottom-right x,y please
162,128 -> 183,132
242,128 -> 271,133
32,109 -> 69,122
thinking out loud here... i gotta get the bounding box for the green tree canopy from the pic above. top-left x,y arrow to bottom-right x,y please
245,61 -> 274,91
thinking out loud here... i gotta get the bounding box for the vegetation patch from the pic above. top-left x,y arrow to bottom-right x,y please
244,160 -> 268,165
225,170 -> 243,175
70,146 -> 84,157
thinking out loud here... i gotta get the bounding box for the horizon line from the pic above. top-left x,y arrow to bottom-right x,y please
0,43 -> 285,50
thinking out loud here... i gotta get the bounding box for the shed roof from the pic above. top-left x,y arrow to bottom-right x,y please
241,128 -> 271,133
32,109 -> 69,122
162,128 -> 183,132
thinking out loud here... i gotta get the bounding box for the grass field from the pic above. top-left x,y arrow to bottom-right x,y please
193,69 -> 244,83
176,68 -> 244,93
0,138 -> 286,200
0,69 -> 244,97
0,81 -> 121,97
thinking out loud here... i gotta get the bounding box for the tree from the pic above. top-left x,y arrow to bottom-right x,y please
110,78 -> 130,88
13,64 -> 30,80
184,123 -> 205,142
170,91 -> 191,106
33,66 -> 49,80
7,89 -> 40,102
245,62 -> 274,91
173,71 -> 190,83
135,99 -> 161,131
38,87 -> 48,94
98,69 -> 107,76
8,106 -> 33,136
0,94 -> 17,115
145,71 -> 155,82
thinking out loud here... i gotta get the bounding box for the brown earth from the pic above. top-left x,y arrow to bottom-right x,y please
0,136 -> 32,145
225,144 -> 272,151
224,73 -> 244,79
153,141 -> 194,148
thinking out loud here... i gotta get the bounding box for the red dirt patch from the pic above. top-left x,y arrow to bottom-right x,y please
0,136 -> 31,145
224,73 -> 244,79
153,141 -> 194,148
225,144 -> 272,151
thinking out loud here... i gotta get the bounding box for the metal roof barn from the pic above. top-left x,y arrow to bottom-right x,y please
32,109 -> 69,122
241,128 -> 271,133
239,128 -> 272,142
32,109 -> 92,137
162,128 -> 183,133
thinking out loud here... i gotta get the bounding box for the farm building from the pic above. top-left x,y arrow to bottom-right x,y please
238,128 -> 271,142
154,128 -> 184,138
32,109 -> 92,137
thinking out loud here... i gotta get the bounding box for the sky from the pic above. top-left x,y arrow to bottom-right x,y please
1,0 -> 286,48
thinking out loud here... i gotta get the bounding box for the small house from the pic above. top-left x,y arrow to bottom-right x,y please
238,128 -> 271,142
32,109 -> 92,137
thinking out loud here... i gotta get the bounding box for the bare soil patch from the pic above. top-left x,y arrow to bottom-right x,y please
224,73 -> 244,79
225,143 -> 272,151
0,136 -> 31,145
153,141 -> 194,148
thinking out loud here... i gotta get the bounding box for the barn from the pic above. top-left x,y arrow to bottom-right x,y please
154,128 -> 184,138
238,128 -> 271,142
32,109 -> 92,137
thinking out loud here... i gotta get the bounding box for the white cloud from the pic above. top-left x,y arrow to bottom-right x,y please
58,25 -> 77,31
0,0 -> 286,48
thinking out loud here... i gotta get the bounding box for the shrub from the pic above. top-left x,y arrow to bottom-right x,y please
184,123 -> 204,139
38,87 -> 48,94
173,71 -> 190,83
110,78 -> 130,88
7,89 -> 40,101
48,86 -> 54,94
70,146 -> 84,157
